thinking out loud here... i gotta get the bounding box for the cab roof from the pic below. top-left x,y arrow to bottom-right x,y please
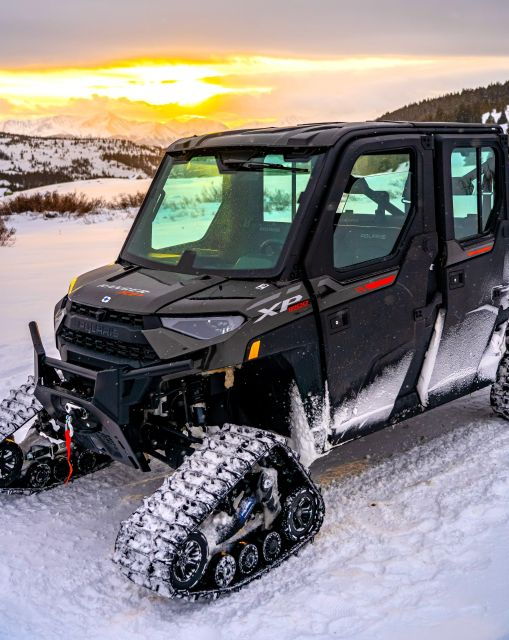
167,121 -> 504,153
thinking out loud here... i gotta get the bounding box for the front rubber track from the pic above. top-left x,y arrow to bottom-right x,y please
114,424 -> 325,601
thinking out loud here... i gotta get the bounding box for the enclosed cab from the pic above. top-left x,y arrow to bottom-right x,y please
28,120 -> 508,471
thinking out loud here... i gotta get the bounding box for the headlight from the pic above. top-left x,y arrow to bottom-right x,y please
54,297 -> 67,332
161,316 -> 244,340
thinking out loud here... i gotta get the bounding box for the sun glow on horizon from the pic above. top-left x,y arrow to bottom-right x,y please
2,53 -> 509,126
0,55 -> 435,115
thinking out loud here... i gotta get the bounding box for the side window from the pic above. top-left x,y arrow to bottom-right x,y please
333,152 -> 412,269
451,146 -> 497,241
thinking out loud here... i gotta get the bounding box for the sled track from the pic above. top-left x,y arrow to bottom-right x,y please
114,424 -> 325,601
0,376 -> 42,442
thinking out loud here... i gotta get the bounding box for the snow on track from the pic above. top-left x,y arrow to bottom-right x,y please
1,214 -> 509,639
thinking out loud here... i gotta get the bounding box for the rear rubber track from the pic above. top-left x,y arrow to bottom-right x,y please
491,351 -> 509,419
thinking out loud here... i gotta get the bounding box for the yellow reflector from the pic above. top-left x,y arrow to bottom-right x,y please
68,276 -> 78,295
248,340 -> 261,360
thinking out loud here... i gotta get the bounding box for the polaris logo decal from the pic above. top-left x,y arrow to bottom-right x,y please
254,295 -> 309,322
97,284 -> 150,297
78,320 -> 119,339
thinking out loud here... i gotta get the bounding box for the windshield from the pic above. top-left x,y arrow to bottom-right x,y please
122,151 -> 324,276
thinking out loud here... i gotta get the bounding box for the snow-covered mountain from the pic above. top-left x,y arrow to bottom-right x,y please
0,133 -> 163,196
0,113 -> 228,148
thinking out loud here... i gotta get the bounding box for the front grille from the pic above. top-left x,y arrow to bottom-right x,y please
70,302 -> 144,328
60,327 -> 158,363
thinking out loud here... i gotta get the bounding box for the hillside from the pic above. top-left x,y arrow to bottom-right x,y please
379,80 -> 509,129
0,133 -> 163,196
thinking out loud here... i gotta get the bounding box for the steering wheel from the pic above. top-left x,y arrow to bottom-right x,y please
258,238 -> 285,257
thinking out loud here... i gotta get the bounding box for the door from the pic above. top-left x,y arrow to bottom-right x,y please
422,134 -> 509,405
306,134 -> 439,444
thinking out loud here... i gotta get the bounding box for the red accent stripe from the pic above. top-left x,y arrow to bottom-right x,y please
287,299 -> 311,313
355,273 -> 397,294
467,244 -> 493,257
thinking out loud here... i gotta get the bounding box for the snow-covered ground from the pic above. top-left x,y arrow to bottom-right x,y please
1,215 -> 509,640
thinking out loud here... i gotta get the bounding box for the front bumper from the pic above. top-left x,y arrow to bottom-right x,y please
29,321 -> 194,470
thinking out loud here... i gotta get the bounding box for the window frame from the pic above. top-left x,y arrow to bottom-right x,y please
332,148 -> 415,271
304,135 -> 423,282
449,144 -> 499,242
440,135 -> 504,246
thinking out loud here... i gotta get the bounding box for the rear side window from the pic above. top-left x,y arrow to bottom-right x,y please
451,147 -> 497,241
333,152 -> 412,269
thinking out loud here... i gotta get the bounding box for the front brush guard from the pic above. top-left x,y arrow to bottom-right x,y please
29,321 -> 194,470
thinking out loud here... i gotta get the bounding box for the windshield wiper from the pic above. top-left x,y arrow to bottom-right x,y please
229,161 -> 309,174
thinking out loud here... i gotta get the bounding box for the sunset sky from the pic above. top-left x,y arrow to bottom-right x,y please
1,0 -> 509,127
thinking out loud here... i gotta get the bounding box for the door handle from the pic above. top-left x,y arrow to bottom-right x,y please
315,277 -> 341,299
317,282 -> 337,298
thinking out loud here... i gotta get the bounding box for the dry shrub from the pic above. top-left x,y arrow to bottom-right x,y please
0,190 -> 146,216
0,191 -> 106,216
0,217 -> 15,246
112,192 -> 145,209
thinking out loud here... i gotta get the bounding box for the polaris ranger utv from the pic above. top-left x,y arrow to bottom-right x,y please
1,121 -> 509,599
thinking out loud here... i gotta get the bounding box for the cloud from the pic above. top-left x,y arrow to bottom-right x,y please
1,53 -> 509,127
0,0 -> 509,67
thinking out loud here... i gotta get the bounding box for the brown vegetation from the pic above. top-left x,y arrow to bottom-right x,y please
0,190 -> 145,216
0,217 -> 15,246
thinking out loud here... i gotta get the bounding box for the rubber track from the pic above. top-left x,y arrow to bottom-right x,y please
0,376 -> 42,443
491,351 -> 509,419
0,459 -> 111,496
114,424 -> 324,601
0,376 -> 111,494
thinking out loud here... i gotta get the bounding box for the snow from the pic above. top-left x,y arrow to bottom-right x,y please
1,215 -> 509,639
0,133 -> 161,196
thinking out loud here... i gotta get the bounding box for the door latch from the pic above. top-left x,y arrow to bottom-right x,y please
328,309 -> 350,333
449,270 -> 465,289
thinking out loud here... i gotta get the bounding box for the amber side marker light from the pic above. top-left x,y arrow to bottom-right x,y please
247,340 -> 261,360
68,277 -> 78,295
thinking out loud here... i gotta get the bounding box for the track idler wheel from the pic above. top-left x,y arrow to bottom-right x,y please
261,531 -> 282,563
282,487 -> 320,543
212,553 -> 236,589
169,531 -> 208,591
53,457 -> 70,483
237,542 -> 259,575
26,461 -> 52,489
0,440 -> 23,488
77,450 -> 97,475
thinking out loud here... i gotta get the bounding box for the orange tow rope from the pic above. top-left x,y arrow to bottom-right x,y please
64,414 -> 74,484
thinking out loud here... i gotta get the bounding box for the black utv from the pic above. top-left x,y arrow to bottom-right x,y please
1,121 -> 508,599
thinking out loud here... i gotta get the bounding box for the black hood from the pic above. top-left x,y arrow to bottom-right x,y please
69,264 -> 227,314
68,264 -> 282,315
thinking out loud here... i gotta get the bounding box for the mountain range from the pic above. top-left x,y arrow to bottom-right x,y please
0,113 -> 228,148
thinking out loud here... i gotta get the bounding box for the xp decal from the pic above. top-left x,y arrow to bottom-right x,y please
254,295 -> 306,322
